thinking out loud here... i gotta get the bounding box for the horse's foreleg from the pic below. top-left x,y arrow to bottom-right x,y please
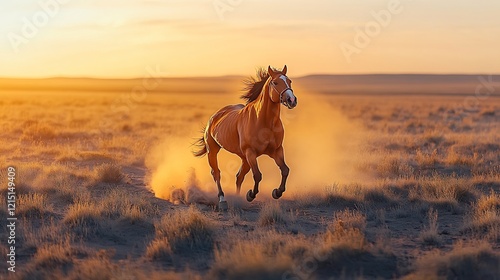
271,146 -> 289,199
245,149 -> 261,202
236,159 -> 250,195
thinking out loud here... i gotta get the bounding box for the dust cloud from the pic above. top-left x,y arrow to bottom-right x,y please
146,92 -> 369,203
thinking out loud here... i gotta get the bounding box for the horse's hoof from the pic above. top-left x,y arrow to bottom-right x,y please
272,189 -> 282,199
246,190 -> 255,202
218,201 -> 228,212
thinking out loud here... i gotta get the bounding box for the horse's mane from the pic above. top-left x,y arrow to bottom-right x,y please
241,67 -> 275,104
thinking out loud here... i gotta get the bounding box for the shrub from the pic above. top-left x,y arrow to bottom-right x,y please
406,242 -> 500,279
258,203 -> 289,226
94,164 -> 124,183
420,208 -> 441,245
63,201 -> 103,238
34,242 -> 73,269
145,238 -> 173,262
17,193 -> 53,218
154,206 -> 214,253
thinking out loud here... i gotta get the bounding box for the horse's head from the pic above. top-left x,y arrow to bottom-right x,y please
268,65 -> 298,109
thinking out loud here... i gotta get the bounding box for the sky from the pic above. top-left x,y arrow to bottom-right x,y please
1,0 -> 499,78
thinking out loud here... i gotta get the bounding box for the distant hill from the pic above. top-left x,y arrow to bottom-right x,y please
295,74 -> 500,96
1,74 -> 499,96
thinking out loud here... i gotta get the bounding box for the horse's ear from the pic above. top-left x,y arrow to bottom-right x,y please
268,66 -> 276,77
282,65 -> 287,75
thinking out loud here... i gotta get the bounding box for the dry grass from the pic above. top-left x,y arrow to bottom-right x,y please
420,207 -> 441,245
154,205 -> 214,253
258,202 -> 290,226
408,176 -> 475,210
376,155 -> 415,178
463,191 -> 500,240
33,242 -> 73,269
63,201 -> 103,237
324,211 -> 367,251
315,212 -> 397,278
20,220 -> 71,250
326,183 -> 364,201
210,237 -> 294,280
145,238 -> 173,262
406,242 -> 500,279
21,123 -> 58,141
332,209 -> 367,232
445,146 -> 476,166
416,149 -> 441,167
93,163 -> 124,183
17,193 -> 54,218
1,92 -> 499,279
99,188 -> 158,221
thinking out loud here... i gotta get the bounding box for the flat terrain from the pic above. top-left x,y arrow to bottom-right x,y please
1,77 -> 500,279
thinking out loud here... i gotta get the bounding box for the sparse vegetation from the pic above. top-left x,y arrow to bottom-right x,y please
17,193 -> 54,218
33,242 -> 73,269
153,205 -> 214,253
258,202 -> 290,226
145,238 -> 173,262
94,163 -> 124,183
463,190 -> 500,241
1,92 -> 499,279
420,207 -> 441,245
210,236 -> 294,280
406,242 -> 500,279
63,201 -> 103,237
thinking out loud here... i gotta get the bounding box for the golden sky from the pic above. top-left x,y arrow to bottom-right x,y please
1,0 -> 499,78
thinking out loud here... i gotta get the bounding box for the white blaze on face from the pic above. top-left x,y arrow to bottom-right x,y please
280,75 -> 296,103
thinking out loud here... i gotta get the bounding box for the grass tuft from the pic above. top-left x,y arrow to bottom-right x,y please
463,191 -> 500,240
94,163 -> 124,183
145,238 -> 173,262
209,233 -> 293,280
63,201 -> 103,238
420,207 -> 441,245
258,202 -> 289,226
154,205 -> 214,254
34,242 -> 73,269
406,242 -> 500,279
17,193 -> 53,218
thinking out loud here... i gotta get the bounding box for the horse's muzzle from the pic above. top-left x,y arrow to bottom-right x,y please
286,96 -> 297,109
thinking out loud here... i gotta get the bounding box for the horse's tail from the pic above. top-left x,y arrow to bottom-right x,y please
192,131 -> 207,157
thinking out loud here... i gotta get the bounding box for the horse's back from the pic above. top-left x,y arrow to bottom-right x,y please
211,104 -> 244,121
207,104 -> 244,154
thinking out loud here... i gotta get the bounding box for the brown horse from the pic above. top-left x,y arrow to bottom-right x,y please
194,66 -> 298,209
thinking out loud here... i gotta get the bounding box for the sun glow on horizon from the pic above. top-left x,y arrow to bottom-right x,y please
1,0 -> 500,78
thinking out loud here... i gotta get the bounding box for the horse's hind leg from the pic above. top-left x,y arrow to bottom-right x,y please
206,136 -> 227,210
270,146 -> 289,199
236,159 -> 250,195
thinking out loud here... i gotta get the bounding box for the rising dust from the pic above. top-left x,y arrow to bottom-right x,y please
146,92 -> 369,204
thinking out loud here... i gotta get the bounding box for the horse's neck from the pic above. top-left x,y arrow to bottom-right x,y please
252,81 -> 281,124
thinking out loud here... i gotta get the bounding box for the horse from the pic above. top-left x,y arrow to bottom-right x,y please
193,65 -> 298,209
